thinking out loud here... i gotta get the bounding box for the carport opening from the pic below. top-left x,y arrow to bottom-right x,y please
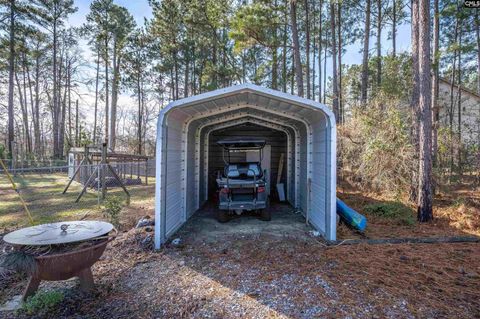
206,123 -> 288,207
155,84 -> 337,248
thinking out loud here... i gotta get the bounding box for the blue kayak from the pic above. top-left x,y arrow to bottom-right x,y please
336,198 -> 367,232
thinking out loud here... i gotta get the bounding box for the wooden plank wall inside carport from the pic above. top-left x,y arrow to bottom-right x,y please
208,123 -> 287,199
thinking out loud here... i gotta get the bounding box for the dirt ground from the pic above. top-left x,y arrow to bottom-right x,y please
1,176 -> 479,318
1,199 -> 480,318
336,179 -> 480,240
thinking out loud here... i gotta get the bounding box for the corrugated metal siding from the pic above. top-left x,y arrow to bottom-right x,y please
199,132 -> 207,206
165,118 -> 186,237
309,120 -> 328,235
298,125 -> 308,214
185,126 -> 197,217
288,139 -> 295,204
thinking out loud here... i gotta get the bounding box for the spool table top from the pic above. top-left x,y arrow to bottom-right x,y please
3,221 -> 113,246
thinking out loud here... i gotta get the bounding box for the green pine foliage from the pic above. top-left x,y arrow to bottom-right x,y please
364,201 -> 416,226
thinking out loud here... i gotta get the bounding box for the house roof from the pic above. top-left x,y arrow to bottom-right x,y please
439,78 -> 480,100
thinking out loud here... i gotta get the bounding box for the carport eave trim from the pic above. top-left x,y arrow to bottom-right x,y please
158,83 -> 337,129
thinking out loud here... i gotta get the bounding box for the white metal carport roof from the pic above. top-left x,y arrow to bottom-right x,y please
155,84 -> 336,249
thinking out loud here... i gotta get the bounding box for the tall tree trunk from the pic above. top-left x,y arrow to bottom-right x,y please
432,0 -> 440,170
457,29 -> 462,175
174,52 -> 179,99
272,47 -> 278,90
476,9 -> 480,94
417,0 -> 432,222
449,57 -> 456,133
59,55 -> 67,158
15,70 -> 31,154
75,100 -> 79,146
21,55 -> 32,153
290,51 -> 295,95
222,28 -> 227,87
330,1 -> 339,122
410,0 -> 420,202
392,0 -> 397,57
53,6 -> 59,158
290,0 -> 304,97
323,31 -> 327,104
192,45 -> 197,95
272,0 -> 279,90
318,0 -> 322,102
448,9 -> 459,181
305,0 -> 311,99
191,42 -> 197,95
137,74 -> 142,155
212,36 -> 217,89
241,51 -> 246,83
93,50 -> 100,144
282,14 -> 287,93
361,0 -> 371,104
7,0 -> 15,160
282,4 -> 288,93
32,49 -> 41,155
141,77 -> 146,154
337,2 -> 342,123
104,37 -> 109,145
376,0 -> 382,87
26,55 -> 37,155
312,1 -> 316,99
67,59 -> 72,145
110,40 -> 120,151
185,47 -> 190,97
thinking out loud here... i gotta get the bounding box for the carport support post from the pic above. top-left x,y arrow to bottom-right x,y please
154,118 -> 167,250
327,122 -> 337,241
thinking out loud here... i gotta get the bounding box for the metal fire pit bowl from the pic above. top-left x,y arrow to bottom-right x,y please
2,221 -> 116,300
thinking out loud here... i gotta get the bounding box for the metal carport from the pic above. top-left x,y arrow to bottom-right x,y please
155,84 -> 336,249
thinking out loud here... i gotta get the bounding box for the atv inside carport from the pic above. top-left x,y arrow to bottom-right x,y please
209,124 -> 289,222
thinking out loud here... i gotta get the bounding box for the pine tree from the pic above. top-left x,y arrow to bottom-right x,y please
416,0 -> 432,222
32,0 -> 77,158
361,0 -> 371,104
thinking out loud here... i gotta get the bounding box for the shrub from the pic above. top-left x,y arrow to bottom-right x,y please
20,291 -> 64,315
103,196 -> 123,227
339,95 -> 414,195
364,201 -> 416,226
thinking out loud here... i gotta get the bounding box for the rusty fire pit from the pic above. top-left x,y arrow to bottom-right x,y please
2,221 -> 115,300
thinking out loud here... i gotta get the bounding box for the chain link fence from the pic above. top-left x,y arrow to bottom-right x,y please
0,159 -> 155,230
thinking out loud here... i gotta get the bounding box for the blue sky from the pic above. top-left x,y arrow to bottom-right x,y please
69,0 -> 154,27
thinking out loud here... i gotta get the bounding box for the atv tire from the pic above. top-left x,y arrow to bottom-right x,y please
217,210 -> 230,223
259,209 -> 271,221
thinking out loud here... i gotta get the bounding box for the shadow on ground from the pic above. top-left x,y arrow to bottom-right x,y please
177,202 -> 313,243
2,184 -> 480,318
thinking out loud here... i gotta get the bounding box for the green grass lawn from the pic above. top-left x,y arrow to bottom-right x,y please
0,173 -> 155,230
